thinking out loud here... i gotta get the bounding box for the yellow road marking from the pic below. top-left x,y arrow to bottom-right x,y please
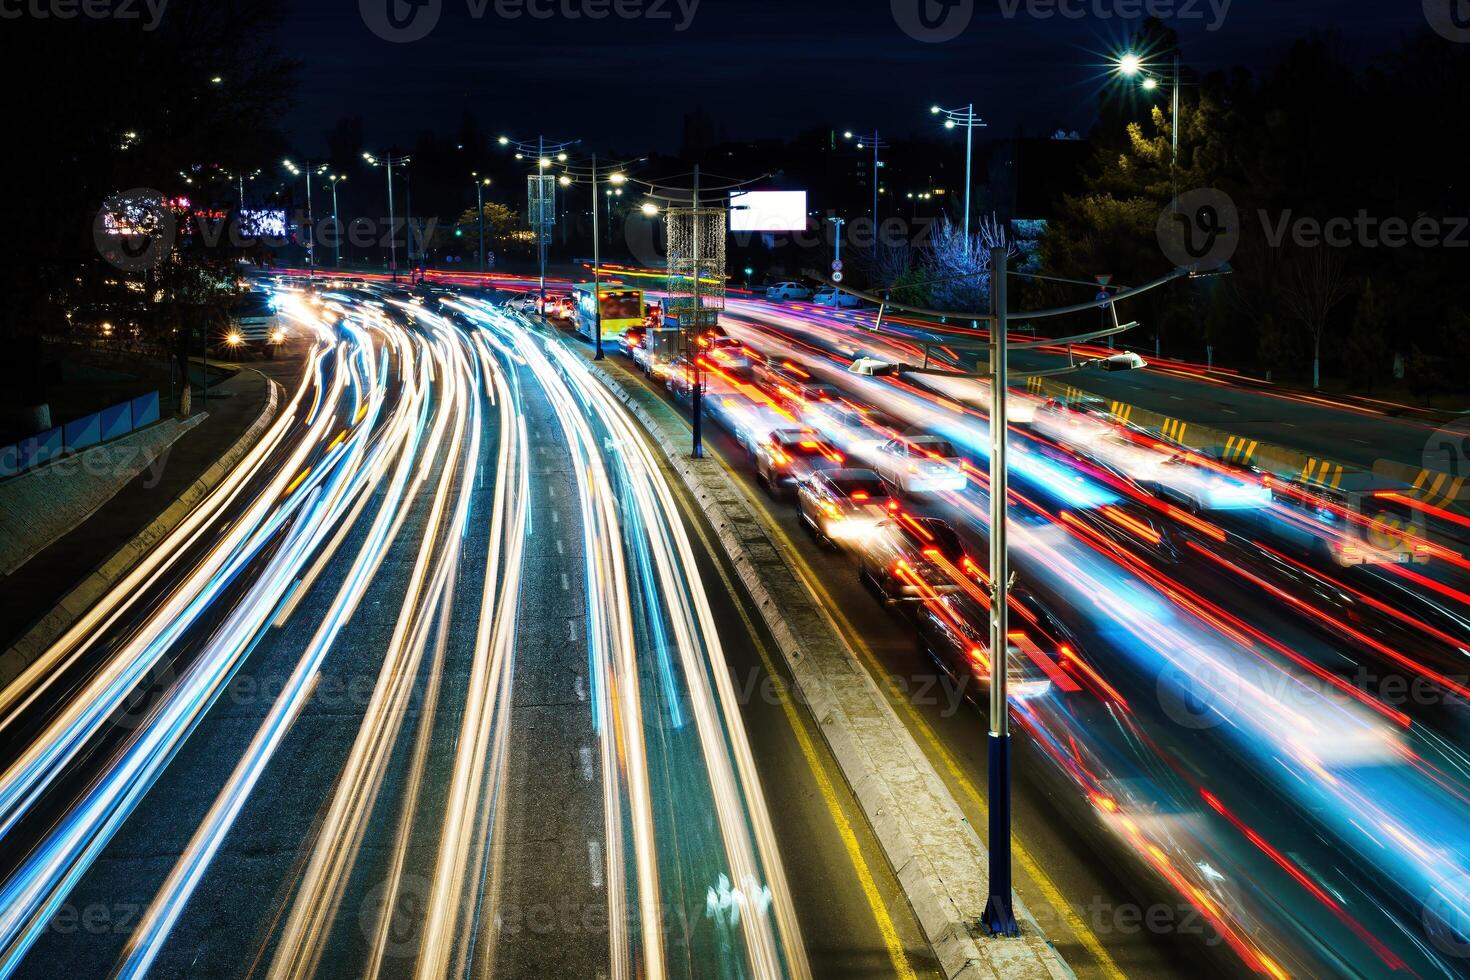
748,493 -> 1129,980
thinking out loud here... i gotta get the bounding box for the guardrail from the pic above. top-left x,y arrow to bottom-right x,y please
0,391 -> 160,479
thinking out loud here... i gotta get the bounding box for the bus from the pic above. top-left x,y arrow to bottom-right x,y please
573,281 -> 644,343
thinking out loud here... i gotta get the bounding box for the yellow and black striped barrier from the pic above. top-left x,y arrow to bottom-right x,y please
1300,458 -> 1346,490
1159,418 -> 1189,444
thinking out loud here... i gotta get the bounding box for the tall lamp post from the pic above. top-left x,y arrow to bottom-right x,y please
325,174 -> 346,269
930,103 -> 987,239
498,135 -> 580,306
362,151 -> 410,279
843,129 -> 889,257
471,173 -> 492,273
283,158 -> 327,274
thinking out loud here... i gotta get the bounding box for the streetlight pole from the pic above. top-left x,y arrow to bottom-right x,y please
499,134 -> 580,308
363,152 -> 409,279
472,174 -> 490,273
983,244 -> 1018,937
591,153 -> 604,359
327,175 -> 345,269
283,159 -> 326,275
931,104 -> 987,240
1117,51 -> 1182,207
843,129 -> 889,257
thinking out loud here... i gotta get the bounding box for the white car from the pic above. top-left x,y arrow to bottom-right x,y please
813,286 -> 861,308
873,434 -> 968,494
765,281 -> 812,302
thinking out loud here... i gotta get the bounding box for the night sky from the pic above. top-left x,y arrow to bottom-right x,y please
281,0 -> 1429,155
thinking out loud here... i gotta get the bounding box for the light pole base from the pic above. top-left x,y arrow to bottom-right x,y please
984,732 -> 1019,937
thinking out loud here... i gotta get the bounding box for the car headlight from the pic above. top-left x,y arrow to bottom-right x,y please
270,329 -> 286,343
226,332 -> 243,346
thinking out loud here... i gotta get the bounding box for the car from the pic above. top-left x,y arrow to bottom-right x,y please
857,515 -> 973,603
617,325 -> 645,358
1265,476 -> 1430,567
796,468 -> 896,546
753,429 -> 845,495
224,292 -> 286,359
916,591 -> 1064,704
805,402 -> 902,464
765,281 -> 813,302
813,286 -> 862,308
872,434 -> 968,494
698,335 -> 756,375
505,293 -> 539,314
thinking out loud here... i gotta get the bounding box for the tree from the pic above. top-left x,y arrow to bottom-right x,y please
1346,279 -> 1389,393
1281,247 -> 1350,389
0,0 -> 295,435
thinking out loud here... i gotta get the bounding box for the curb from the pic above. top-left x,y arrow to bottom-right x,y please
0,371 -> 282,689
585,358 -> 1074,980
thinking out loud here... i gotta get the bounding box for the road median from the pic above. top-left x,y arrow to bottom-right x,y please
585,354 -> 1073,980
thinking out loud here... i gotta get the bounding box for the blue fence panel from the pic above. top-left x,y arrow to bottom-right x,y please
0,443 -> 18,478
129,391 -> 159,429
18,428 -> 63,471
101,400 -> 133,441
64,411 -> 104,452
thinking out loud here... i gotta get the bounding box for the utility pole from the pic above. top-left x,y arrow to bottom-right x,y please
362,152 -> 409,279
690,164 -> 703,459
983,244 -> 1018,938
591,153 -> 604,360
473,174 -> 489,273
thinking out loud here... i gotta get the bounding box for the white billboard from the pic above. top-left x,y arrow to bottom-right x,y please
729,191 -> 808,232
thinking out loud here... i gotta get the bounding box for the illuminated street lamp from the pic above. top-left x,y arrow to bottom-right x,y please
283,158 -> 328,273
843,128 -> 888,256
362,151 -> 410,278
930,103 -> 987,239
1114,50 -> 1182,202
472,173 -> 492,272
500,134 -> 581,303
326,174 -> 346,268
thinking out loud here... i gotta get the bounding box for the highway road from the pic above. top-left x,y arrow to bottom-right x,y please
745,297 -> 1456,474
597,291 -> 1470,979
0,284 -> 937,980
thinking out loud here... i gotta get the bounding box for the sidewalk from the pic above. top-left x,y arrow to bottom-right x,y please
0,365 -> 278,662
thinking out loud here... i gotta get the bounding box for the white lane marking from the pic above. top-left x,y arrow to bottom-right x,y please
551,510 -> 560,525
556,539 -> 564,555
567,619 -> 578,642
561,572 -> 570,592
1170,395 -> 1184,401
1222,408 -> 1238,415
579,745 -> 594,781
574,673 -> 587,702
588,840 -> 604,889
